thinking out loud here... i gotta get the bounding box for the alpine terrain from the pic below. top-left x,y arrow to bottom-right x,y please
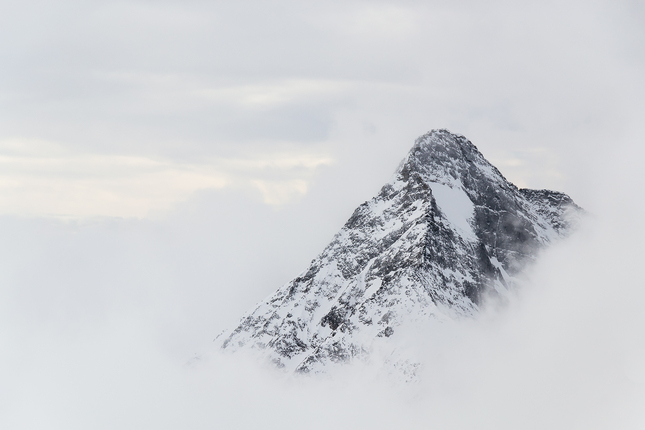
219,129 -> 581,376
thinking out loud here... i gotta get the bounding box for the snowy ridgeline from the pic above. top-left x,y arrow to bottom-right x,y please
218,129 -> 582,377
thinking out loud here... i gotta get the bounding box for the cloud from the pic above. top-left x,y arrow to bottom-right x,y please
0,138 -> 334,217
251,179 -> 308,206
2,208 -> 645,429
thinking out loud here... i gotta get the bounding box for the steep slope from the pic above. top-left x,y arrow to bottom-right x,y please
219,129 -> 581,374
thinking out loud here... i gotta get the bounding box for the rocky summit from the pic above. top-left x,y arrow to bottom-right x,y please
219,129 -> 582,375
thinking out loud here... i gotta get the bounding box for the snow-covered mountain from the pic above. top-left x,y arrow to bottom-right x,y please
219,129 -> 581,375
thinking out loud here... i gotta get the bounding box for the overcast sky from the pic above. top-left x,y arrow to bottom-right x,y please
1,1 -> 645,429
1,0 -> 643,217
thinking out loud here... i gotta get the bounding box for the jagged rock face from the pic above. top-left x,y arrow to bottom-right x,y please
220,129 -> 581,374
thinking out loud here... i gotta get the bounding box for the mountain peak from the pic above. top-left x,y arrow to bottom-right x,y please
220,130 -> 582,377
411,129 -> 479,162
396,129 -> 509,192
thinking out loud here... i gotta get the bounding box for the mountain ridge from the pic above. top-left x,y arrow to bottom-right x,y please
219,129 -> 581,375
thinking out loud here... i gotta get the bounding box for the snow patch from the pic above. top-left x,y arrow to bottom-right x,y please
430,182 -> 476,240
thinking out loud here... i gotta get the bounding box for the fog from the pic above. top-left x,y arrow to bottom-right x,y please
1,0 -> 645,428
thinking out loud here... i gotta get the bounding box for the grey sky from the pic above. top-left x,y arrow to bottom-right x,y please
1,0 -> 643,216
2,1 -> 645,428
